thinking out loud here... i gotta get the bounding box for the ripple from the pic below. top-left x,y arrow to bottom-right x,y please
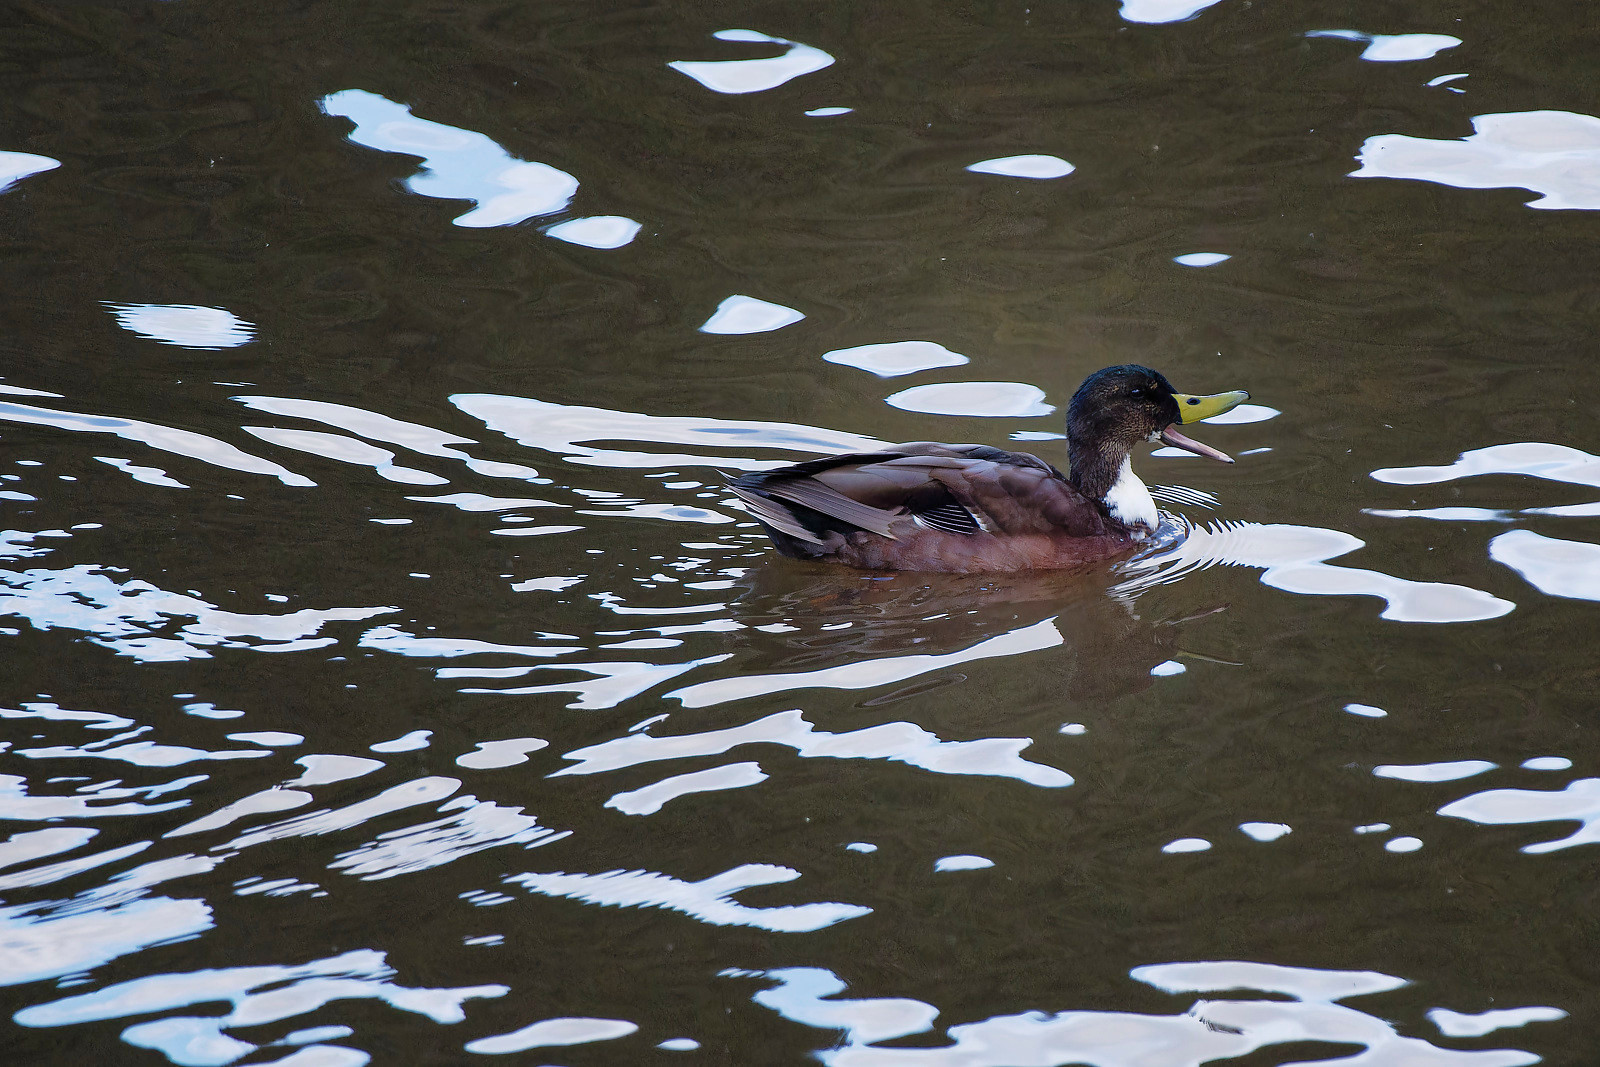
17,739 -> 269,768
0,827 -> 99,869
93,457 -> 187,488
165,786 -> 314,838
735,967 -> 938,1047
1162,837 -> 1211,853
452,392 -> 884,471
243,426 -> 448,485
1240,822 -> 1291,842
233,395 -> 515,474
456,737 -> 550,770
320,89 -> 640,238
1365,506 -> 1513,522
1490,529 -> 1600,601
965,154 -> 1075,179
1119,0 -> 1225,23
0,398 -> 313,487
822,340 -> 969,378
605,761 -> 768,816
1429,1006 -> 1568,1038
885,382 -> 1053,417
543,215 -> 642,249
1374,760 -> 1496,783
16,948 -> 507,1062
1308,30 -> 1462,62
0,894 -> 213,989
507,862 -> 870,933
218,776 -> 462,850
734,960 -> 1540,1066
467,1016 -> 637,1055
358,625 -> 580,659
327,797 -> 566,880
287,754 -> 384,786
1149,483 -> 1219,508
699,294 -> 805,334
669,29 -> 834,95
0,772 -> 187,822
555,705 -> 1071,789
103,303 -> 255,349
0,150 -> 60,193
1351,110 -> 1600,210
370,730 -> 432,753
667,617 -> 1064,710
933,855 -> 994,871
1439,777 -> 1600,852
1198,403 -> 1278,425
0,558 -> 393,662
1135,960 -> 1406,1000
1373,441 -> 1600,489
457,653 -> 733,710
1173,251 -> 1231,266
412,493 -> 562,513
1117,519 -> 1514,623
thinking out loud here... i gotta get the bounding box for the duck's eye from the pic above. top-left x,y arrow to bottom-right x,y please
1128,387 -> 1144,399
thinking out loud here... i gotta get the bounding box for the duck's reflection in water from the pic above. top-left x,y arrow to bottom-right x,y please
692,561 -> 1193,710
695,503 -> 1513,719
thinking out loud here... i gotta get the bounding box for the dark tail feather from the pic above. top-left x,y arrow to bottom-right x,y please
727,484 -> 826,545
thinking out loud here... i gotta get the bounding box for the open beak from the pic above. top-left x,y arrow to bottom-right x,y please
1160,389 -> 1250,464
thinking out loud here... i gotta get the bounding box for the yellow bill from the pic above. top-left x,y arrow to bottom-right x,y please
1173,389 -> 1250,424
1160,389 -> 1251,463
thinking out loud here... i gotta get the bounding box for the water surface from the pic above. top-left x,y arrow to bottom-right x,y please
2,1 -> 1599,1063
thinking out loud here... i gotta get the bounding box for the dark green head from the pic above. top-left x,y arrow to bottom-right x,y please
1065,364 -> 1249,496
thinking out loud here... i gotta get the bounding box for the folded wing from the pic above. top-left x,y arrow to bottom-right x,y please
727,443 -> 1108,549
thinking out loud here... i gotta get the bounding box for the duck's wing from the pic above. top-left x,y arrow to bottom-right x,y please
728,444 -> 1109,545
727,450 -> 932,544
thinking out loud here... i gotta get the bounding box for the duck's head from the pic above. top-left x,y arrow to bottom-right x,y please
1066,364 -> 1249,498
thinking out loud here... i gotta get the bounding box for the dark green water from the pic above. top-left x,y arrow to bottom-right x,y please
2,1 -> 1599,1063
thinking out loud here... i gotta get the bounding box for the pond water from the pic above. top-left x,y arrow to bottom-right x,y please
2,1 -> 1598,1063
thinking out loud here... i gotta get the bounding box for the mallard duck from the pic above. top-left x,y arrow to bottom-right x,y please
727,365 -> 1248,572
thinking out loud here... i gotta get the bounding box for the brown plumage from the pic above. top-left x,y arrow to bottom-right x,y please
728,365 -> 1250,573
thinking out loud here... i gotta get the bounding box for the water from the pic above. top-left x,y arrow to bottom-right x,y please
2,0 -> 1599,1062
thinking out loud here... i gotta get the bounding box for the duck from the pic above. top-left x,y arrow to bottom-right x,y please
726,365 -> 1249,573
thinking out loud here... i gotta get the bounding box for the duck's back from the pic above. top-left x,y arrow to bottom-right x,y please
728,443 -> 1138,572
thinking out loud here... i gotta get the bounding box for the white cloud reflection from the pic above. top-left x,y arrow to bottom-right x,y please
823,340 -> 969,378
0,151 -> 60,193
320,89 -> 641,241
104,303 -> 255,349
670,30 -> 834,94
885,382 -> 1053,417
700,295 -> 805,334
1119,0 -> 1225,24
507,862 -> 870,933
1308,30 -> 1461,62
732,960 -> 1542,1066
965,154 -> 1075,179
1351,110 -> 1600,210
